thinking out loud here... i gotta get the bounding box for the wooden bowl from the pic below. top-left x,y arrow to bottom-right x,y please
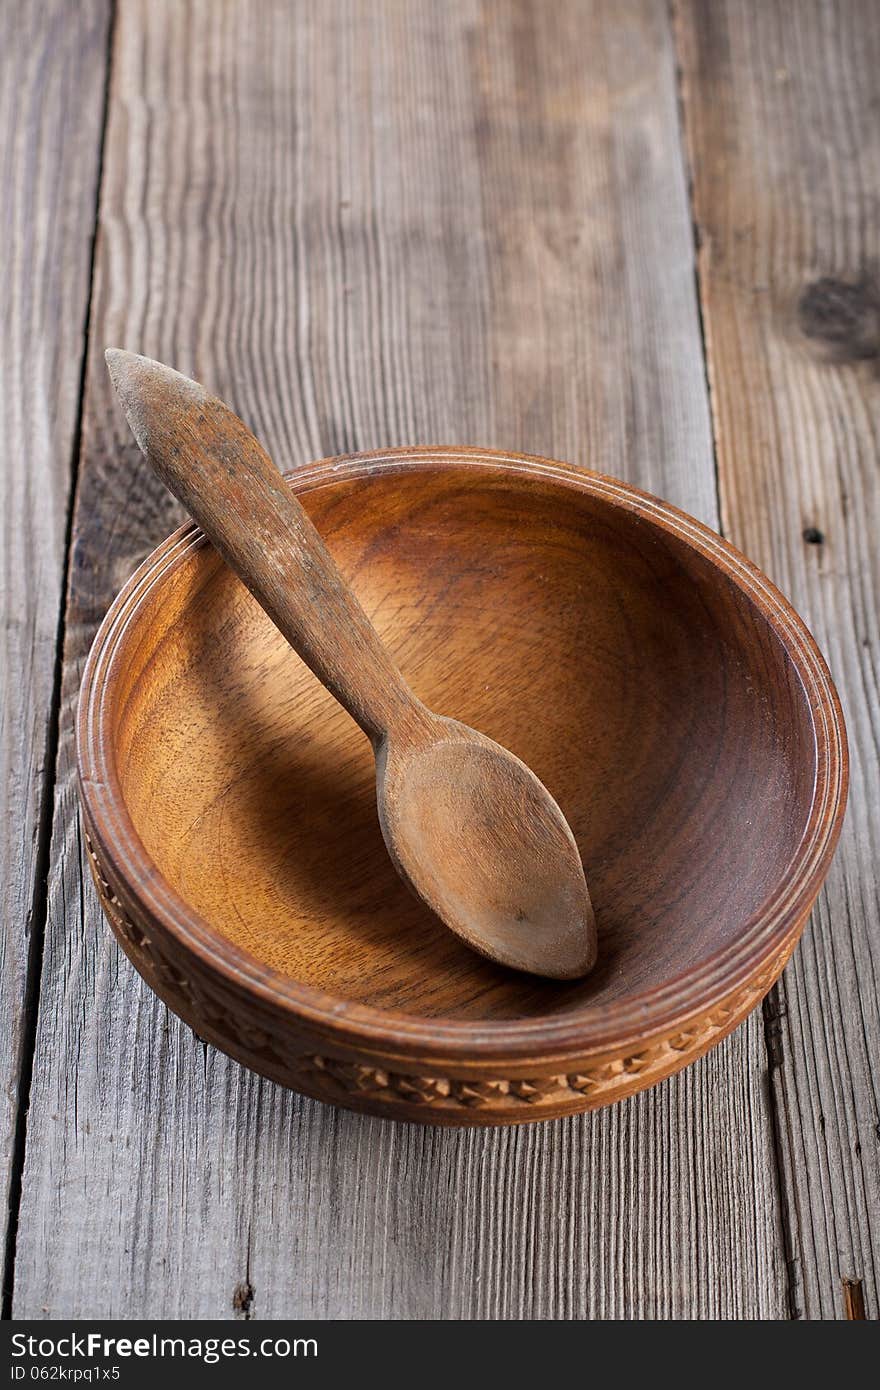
78,448 -> 847,1125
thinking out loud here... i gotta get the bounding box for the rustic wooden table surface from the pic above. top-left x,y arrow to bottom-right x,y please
2,0 -> 877,1320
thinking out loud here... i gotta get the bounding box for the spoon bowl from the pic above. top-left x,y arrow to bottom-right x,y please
379,718 -> 596,978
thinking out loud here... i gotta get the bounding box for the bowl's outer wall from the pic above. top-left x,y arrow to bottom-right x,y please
82,825 -> 803,1124
77,451 -> 848,1125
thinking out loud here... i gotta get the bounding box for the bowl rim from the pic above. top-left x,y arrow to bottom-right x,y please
78,447 -> 849,1064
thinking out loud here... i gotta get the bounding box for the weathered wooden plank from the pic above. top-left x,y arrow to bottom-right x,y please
675,0 -> 880,1319
14,0 -> 786,1317
0,0 -> 110,1282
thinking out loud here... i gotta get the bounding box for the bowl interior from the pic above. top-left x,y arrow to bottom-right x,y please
108,462 -> 818,1022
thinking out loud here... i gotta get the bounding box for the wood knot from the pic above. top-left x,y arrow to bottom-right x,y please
797,272 -> 880,363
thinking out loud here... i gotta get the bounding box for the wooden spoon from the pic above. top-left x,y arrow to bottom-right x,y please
105,351 -> 597,979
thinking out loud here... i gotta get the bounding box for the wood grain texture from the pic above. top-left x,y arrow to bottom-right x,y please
0,0 -> 110,1266
14,0 -> 787,1316
676,0 -> 880,1319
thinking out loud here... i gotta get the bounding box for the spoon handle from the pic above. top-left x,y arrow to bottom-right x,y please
106,351 -> 418,743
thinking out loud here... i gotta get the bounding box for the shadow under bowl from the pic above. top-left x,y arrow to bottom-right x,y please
77,448 -> 847,1125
